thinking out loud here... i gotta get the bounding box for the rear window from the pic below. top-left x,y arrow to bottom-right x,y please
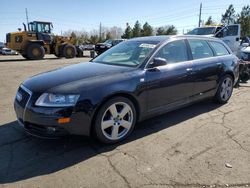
209,41 -> 230,56
188,39 -> 214,60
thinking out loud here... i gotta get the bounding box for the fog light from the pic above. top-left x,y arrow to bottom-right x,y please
58,117 -> 71,124
47,127 -> 56,134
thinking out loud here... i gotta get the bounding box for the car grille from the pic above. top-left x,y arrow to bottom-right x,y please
6,33 -> 10,43
16,86 -> 32,108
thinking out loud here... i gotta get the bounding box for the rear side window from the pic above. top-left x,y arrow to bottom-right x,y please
188,39 -> 214,60
155,40 -> 188,63
209,41 -> 230,56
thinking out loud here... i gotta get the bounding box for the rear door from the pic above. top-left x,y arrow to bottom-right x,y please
187,39 -> 220,98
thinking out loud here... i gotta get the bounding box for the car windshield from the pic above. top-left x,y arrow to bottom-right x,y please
104,40 -> 113,45
93,40 -> 159,67
187,27 -> 216,35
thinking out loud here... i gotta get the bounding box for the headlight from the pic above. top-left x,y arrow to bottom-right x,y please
241,52 -> 250,61
35,93 -> 80,107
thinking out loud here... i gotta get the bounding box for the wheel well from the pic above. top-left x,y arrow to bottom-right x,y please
27,41 -> 44,46
223,72 -> 235,82
90,93 -> 140,136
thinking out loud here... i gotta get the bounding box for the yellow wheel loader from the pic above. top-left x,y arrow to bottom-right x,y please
6,21 -> 82,60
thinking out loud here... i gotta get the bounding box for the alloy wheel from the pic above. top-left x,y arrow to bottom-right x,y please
101,102 -> 133,140
220,77 -> 233,101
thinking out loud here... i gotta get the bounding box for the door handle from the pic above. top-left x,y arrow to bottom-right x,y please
186,68 -> 193,72
186,68 -> 193,75
217,62 -> 222,67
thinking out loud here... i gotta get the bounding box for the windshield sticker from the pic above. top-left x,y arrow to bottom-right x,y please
139,43 -> 156,49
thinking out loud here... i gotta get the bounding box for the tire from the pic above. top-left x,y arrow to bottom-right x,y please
214,75 -> 234,104
21,54 -> 27,59
94,97 -> 137,144
62,44 -> 76,58
26,43 -> 45,60
240,72 -> 250,83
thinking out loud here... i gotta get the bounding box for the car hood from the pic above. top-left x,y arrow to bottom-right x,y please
23,62 -> 134,93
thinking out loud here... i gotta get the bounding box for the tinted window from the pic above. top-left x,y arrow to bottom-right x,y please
155,40 -> 188,63
223,25 -> 239,36
188,39 -> 214,60
209,41 -> 229,56
94,41 -> 158,67
187,27 -> 216,35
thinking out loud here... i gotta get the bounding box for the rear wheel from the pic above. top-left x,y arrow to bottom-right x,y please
21,54 -> 27,59
62,44 -> 76,58
214,75 -> 234,104
94,97 -> 137,144
26,43 -> 45,60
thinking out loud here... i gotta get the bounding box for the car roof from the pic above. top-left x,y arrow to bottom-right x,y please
129,35 -> 222,43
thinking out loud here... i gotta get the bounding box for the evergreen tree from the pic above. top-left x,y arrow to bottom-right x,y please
132,21 -> 142,38
237,5 -> 250,37
141,22 -> 153,36
221,4 -> 236,24
205,16 -> 214,25
122,25 -> 132,39
156,25 -> 177,35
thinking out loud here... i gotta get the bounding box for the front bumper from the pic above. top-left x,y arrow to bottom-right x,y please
14,86 -> 92,138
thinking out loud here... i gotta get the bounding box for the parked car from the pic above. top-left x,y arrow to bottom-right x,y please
79,44 -> 95,51
95,39 -> 126,55
14,35 -> 239,143
239,36 -> 250,61
1,47 -> 18,55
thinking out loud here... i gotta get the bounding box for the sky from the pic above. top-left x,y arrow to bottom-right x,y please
0,0 -> 249,42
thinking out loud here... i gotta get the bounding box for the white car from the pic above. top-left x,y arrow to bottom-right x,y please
1,48 -> 18,55
239,37 -> 250,61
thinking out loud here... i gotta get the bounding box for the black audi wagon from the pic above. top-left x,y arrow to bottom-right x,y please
14,35 -> 239,143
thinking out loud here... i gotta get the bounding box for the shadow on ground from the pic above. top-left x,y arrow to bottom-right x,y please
0,56 -> 90,63
0,100 -> 221,184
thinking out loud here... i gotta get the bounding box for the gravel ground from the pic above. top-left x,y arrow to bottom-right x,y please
0,55 -> 249,188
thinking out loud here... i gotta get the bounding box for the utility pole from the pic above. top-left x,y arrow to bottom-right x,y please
198,3 -> 202,27
99,22 -> 102,41
25,8 -> 29,27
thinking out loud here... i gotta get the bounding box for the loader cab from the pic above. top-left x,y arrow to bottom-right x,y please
28,21 -> 53,44
28,21 -> 52,34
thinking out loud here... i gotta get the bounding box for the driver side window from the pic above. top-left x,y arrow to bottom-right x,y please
155,40 -> 188,63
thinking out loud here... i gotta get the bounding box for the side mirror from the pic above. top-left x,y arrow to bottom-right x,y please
242,43 -> 249,47
149,57 -> 167,68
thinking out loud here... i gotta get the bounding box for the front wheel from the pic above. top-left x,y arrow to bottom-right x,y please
214,75 -> 234,104
62,44 -> 76,58
94,97 -> 137,144
26,43 -> 45,60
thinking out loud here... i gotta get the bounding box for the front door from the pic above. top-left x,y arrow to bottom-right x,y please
146,39 -> 194,112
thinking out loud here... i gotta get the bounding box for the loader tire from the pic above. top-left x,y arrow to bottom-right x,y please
62,44 -> 76,58
26,43 -> 45,60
